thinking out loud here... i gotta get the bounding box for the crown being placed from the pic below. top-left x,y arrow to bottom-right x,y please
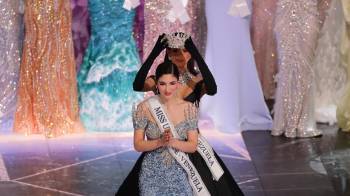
163,32 -> 190,49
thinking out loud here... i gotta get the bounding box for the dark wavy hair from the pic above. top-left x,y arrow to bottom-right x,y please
155,61 -> 180,81
164,52 -> 199,76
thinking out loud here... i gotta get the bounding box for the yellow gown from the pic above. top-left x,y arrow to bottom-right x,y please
14,0 -> 83,137
336,0 -> 350,132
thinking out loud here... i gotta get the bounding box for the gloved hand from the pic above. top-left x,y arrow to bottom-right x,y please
184,36 -> 217,95
151,33 -> 168,56
133,33 -> 167,91
184,36 -> 196,52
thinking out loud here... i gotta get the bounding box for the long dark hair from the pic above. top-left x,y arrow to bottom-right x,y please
163,53 -> 201,106
164,52 -> 199,76
155,61 -> 180,82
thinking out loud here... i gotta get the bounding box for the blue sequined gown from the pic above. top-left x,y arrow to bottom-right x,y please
132,102 -> 196,196
78,0 -> 142,132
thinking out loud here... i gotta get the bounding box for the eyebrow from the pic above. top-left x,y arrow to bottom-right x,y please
158,80 -> 178,84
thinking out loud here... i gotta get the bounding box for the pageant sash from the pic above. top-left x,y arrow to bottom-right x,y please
147,96 -> 224,181
197,135 -> 224,181
147,96 -> 210,196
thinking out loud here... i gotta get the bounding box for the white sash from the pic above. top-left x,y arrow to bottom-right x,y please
148,96 -> 224,181
197,136 -> 224,181
147,96 -> 210,196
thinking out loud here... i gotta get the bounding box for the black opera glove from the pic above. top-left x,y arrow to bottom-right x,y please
184,36 -> 217,95
133,34 -> 167,91
152,33 -> 168,56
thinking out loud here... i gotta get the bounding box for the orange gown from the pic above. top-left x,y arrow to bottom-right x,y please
14,0 -> 83,137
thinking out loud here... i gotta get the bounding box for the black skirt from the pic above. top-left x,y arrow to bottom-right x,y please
116,149 -> 245,196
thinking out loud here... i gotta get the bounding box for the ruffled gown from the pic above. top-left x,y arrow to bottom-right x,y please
77,0 -> 143,132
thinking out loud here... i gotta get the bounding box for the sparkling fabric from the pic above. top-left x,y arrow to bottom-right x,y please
314,0 -> 347,125
143,0 -> 207,74
337,0 -> 350,132
250,0 -> 278,99
178,71 -> 193,85
163,32 -> 190,49
132,102 -> 197,196
0,0 -> 23,129
140,146 -> 192,196
14,0 -> 82,137
133,0 -> 144,58
272,0 -> 322,138
77,0 -> 143,132
71,0 -> 91,71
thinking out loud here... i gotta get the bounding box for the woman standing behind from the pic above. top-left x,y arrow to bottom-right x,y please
14,0 -> 83,137
142,0 -> 207,75
133,32 -> 217,104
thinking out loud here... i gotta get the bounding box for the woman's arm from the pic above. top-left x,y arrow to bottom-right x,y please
133,34 -> 167,91
133,130 -> 165,152
167,130 -> 198,153
185,37 -> 217,95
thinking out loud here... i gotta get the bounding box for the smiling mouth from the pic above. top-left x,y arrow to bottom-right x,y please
165,92 -> 172,96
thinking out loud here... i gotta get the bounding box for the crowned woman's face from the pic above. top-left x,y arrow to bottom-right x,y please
157,74 -> 179,101
167,48 -> 191,70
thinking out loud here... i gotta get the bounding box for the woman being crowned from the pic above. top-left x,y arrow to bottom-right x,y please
116,60 -> 243,195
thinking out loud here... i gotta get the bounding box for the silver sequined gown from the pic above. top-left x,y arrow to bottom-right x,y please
132,102 -> 197,196
272,0 -> 322,137
0,0 -> 23,130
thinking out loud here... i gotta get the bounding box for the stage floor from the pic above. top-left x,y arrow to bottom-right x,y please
243,124 -> 350,196
0,125 -> 349,196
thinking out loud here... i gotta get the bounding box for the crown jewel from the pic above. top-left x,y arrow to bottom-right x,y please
163,32 -> 190,49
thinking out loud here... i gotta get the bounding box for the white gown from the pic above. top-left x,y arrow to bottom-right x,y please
314,0 -> 347,125
201,0 -> 272,132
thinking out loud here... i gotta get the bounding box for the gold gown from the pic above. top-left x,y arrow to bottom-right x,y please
336,0 -> 350,132
14,0 -> 83,137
